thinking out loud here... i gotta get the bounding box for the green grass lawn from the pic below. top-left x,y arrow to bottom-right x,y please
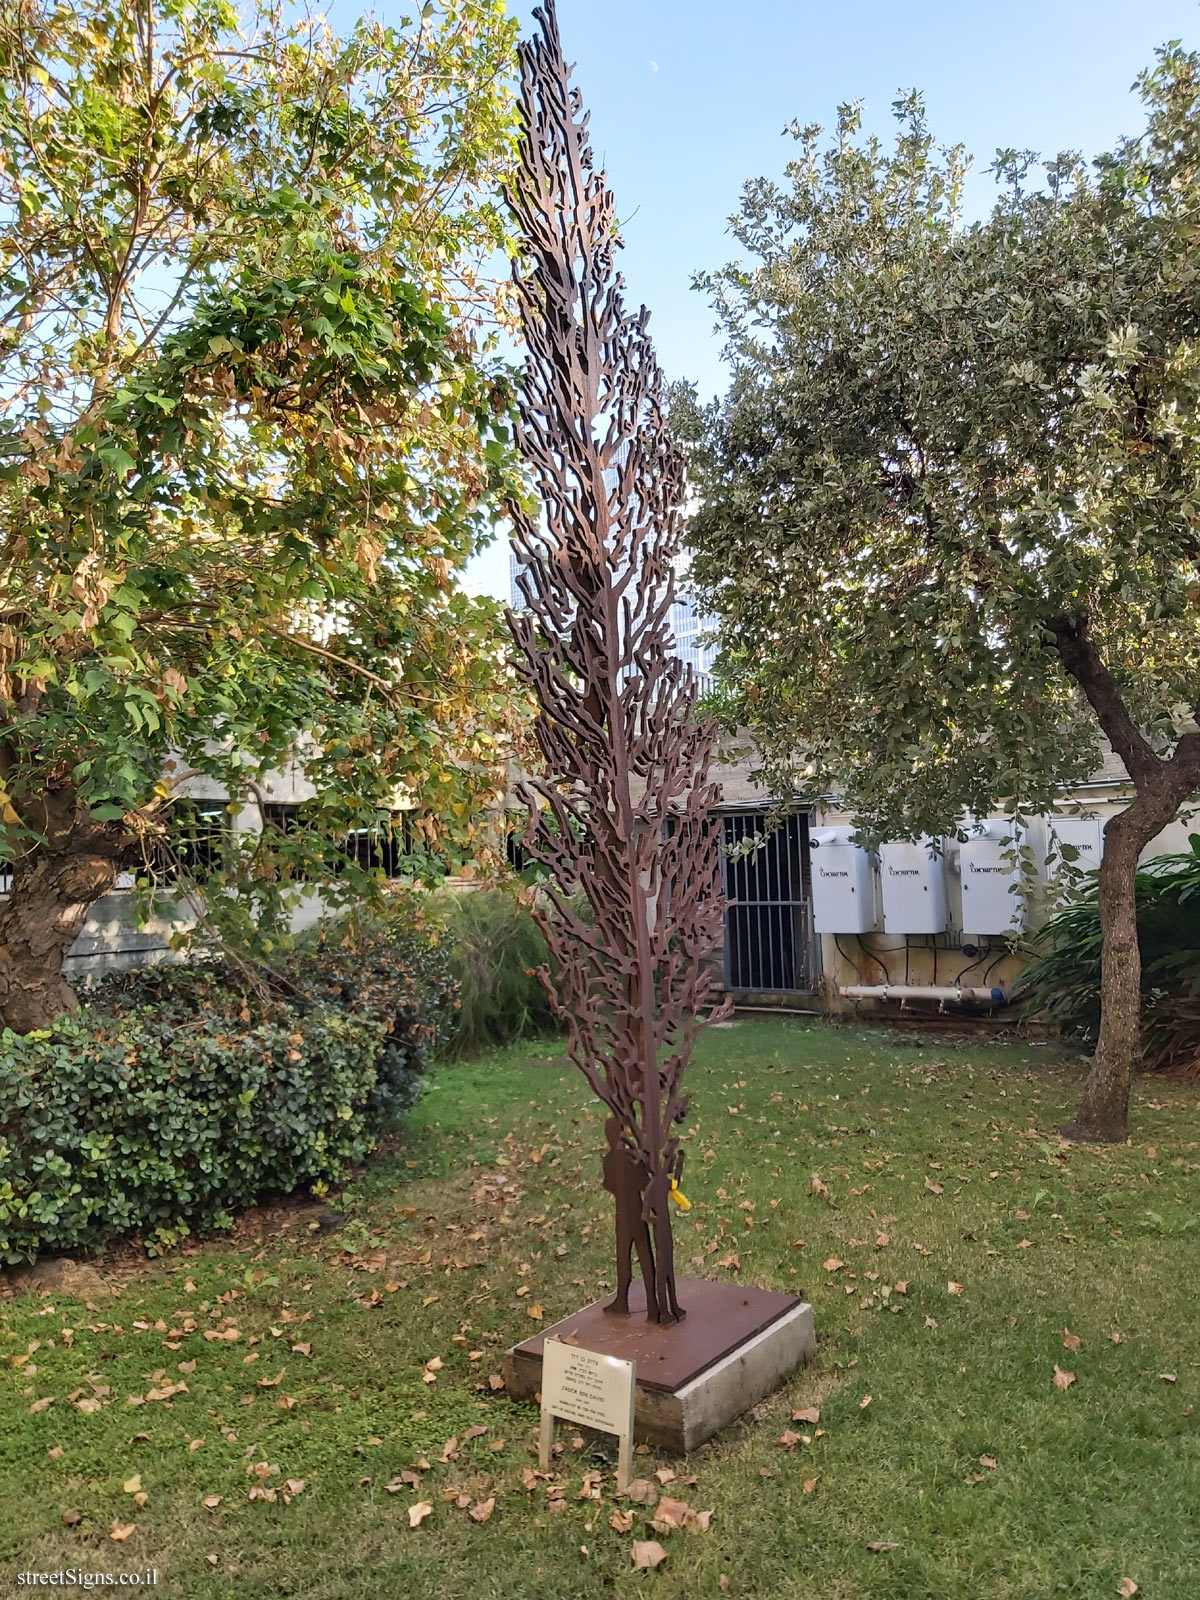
3,1018 -> 1200,1599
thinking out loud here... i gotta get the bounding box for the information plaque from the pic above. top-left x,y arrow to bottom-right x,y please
538,1337 -> 636,1489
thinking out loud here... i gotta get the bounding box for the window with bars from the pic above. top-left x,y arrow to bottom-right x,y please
261,804 -> 417,880
720,811 -> 815,994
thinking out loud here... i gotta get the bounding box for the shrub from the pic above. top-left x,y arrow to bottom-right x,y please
1,916 -> 456,1261
96,913 -> 457,1121
433,887 -> 560,1058
0,1004 -> 382,1262
279,914 -> 458,1117
1015,838 -> 1200,1072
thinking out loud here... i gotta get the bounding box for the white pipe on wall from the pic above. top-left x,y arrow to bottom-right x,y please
839,983 -> 1006,1007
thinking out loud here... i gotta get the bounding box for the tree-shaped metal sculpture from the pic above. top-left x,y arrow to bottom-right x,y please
506,0 -> 728,1326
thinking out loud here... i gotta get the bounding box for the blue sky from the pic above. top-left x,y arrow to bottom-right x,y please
455,0 -> 1200,598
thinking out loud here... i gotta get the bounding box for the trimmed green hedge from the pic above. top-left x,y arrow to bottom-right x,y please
0,919 -> 456,1262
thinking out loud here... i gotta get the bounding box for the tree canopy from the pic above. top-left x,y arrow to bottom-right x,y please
688,49 -> 1200,1138
0,0 -> 525,1024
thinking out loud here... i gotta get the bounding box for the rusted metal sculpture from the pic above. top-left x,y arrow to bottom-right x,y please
505,0 -> 729,1326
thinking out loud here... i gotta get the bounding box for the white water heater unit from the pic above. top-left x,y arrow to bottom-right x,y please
958,819 -> 1025,936
809,829 -> 878,933
1047,814 -> 1104,878
878,838 -> 949,934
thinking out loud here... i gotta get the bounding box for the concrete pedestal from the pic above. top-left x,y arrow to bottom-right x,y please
503,1277 -> 815,1452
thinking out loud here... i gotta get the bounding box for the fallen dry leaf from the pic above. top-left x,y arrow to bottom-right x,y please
802,1476 -> 819,1494
1159,1373 -> 1177,1384
924,1178 -> 944,1195
109,1520 -> 136,1543
859,1394 -> 873,1410
145,1381 -> 187,1403
866,1540 -> 901,1552
1118,1580 -> 1139,1598
202,1494 -> 222,1509
632,1540 -> 668,1570
979,1455 -> 997,1470
651,1496 -> 690,1531
822,1257 -> 845,1272
779,1429 -> 801,1449
1062,1329 -> 1081,1352
947,1281 -> 964,1295
408,1501 -> 433,1528
29,1397 -> 54,1414
122,1475 -> 142,1496
527,1303 -> 544,1321
1053,1365 -> 1076,1390
626,1478 -> 659,1506
792,1406 -> 820,1424
609,1509 -> 634,1533
683,1507 -> 713,1533
469,1497 -> 495,1524
62,1509 -> 81,1526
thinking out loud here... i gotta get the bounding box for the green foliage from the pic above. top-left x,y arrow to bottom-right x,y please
279,914 -> 459,1118
0,0 -> 525,980
0,921 -> 455,1260
688,54 -> 1200,841
1016,839 -> 1200,1068
0,1004 -> 381,1263
433,887 -> 559,1058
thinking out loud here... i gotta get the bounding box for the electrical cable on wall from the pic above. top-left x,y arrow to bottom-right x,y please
857,932 -> 892,983
952,942 -> 989,986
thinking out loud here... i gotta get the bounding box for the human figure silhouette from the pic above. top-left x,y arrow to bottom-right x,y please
601,1115 -> 656,1316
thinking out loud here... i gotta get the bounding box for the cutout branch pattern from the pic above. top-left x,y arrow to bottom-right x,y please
505,0 -> 729,1325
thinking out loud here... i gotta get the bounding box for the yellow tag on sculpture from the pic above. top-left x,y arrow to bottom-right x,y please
669,1181 -> 690,1212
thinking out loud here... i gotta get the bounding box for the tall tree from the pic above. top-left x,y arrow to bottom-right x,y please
689,53 -> 1200,1141
0,0 -> 523,1029
506,1 -> 727,1323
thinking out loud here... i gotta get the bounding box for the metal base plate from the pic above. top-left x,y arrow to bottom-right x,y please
507,1276 -> 802,1395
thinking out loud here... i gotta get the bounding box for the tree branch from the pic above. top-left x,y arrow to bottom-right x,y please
1047,615 -> 1161,788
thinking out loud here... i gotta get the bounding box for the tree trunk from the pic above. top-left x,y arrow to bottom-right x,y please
1063,780 -> 1198,1142
1047,620 -> 1200,1141
0,838 -> 129,1033
1062,812 -> 1144,1141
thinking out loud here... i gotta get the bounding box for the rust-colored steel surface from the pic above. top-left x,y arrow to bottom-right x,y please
511,1279 -> 801,1394
505,0 -> 728,1326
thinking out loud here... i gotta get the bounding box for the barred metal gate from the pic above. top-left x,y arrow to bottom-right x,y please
720,811 -> 815,994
